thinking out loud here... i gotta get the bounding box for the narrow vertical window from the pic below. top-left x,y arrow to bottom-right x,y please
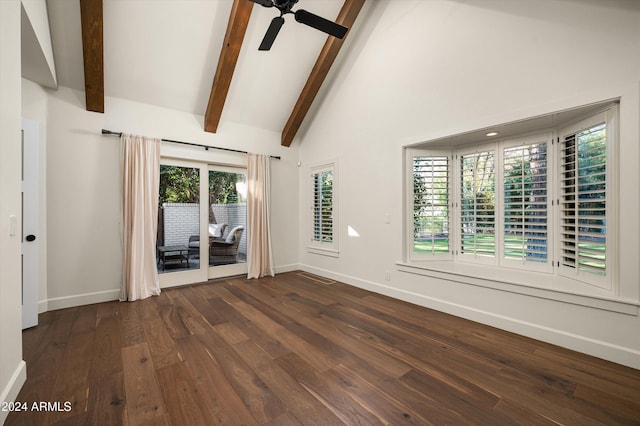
503,142 -> 548,265
312,166 -> 334,244
460,150 -> 495,259
560,123 -> 607,279
413,155 -> 450,255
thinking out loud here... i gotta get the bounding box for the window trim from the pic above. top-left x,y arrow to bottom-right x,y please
308,160 -> 339,256
396,260 -> 637,316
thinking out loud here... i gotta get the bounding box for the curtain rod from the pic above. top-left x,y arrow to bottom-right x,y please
101,129 -> 281,160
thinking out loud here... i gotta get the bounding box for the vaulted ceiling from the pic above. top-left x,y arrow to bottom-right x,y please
44,0 -> 367,146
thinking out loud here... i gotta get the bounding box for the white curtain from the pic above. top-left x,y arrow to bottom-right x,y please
120,133 -> 162,301
247,153 -> 274,279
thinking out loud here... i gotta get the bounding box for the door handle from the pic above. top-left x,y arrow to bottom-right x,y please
26,235 -> 36,242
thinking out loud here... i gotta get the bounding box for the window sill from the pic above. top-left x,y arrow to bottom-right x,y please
396,261 -> 639,316
307,246 -> 339,258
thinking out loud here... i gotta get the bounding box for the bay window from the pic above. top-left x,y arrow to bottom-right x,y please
406,104 -> 617,290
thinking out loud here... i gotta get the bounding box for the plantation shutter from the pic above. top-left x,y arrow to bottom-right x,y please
559,122 -> 607,283
503,142 -> 549,267
412,155 -> 450,256
460,150 -> 496,260
312,167 -> 334,243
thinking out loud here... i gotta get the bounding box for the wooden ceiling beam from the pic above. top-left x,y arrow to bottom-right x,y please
79,0 -> 104,113
204,0 -> 254,133
281,0 -> 366,147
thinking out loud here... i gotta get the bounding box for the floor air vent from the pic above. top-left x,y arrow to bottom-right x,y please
297,272 -> 336,285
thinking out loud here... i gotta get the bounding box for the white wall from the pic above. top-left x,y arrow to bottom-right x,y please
29,84 -> 299,310
298,0 -> 640,369
0,0 -> 27,422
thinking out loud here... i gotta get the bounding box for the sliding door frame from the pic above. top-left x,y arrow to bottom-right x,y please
158,158 -> 208,288
207,164 -> 248,280
158,145 -> 248,288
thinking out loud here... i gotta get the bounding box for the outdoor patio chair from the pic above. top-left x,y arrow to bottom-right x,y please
187,235 -> 200,261
187,223 -> 227,260
210,226 -> 244,265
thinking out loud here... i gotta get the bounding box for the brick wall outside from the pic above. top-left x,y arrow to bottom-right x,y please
211,203 -> 247,255
162,203 -> 247,256
162,203 -> 199,246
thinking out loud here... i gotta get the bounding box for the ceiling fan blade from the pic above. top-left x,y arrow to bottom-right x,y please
248,0 -> 274,7
259,16 -> 285,51
294,9 -> 348,39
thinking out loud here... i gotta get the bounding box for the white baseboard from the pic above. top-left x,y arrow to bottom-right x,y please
299,264 -> 640,371
274,263 -> 300,274
0,360 -> 27,425
45,289 -> 120,311
39,263 -> 300,313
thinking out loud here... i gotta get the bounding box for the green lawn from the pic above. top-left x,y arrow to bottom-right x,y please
414,239 -> 449,254
414,235 -> 497,255
413,236 -> 604,270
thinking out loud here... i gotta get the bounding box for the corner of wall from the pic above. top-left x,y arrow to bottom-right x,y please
0,361 -> 26,425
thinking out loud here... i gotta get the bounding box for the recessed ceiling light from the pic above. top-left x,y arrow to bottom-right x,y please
485,131 -> 498,137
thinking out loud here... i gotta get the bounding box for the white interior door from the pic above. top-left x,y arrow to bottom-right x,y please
21,118 -> 39,329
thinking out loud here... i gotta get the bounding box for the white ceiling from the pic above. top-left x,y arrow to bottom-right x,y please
45,0 -> 348,134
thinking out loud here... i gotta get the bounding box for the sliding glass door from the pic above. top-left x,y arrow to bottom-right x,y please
157,159 -> 247,288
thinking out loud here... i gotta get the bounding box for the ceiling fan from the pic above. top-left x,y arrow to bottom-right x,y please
249,0 -> 348,51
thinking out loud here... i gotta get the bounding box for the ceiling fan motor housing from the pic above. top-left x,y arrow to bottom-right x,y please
274,0 -> 297,12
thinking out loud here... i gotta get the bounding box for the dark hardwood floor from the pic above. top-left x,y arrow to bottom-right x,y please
7,271 -> 640,425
